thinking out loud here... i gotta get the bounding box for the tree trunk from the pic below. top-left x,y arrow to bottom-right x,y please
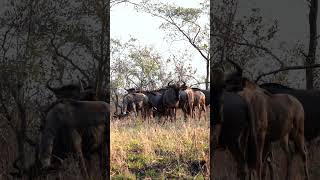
209,1 -> 215,178
206,59 -> 209,90
306,0 -> 318,89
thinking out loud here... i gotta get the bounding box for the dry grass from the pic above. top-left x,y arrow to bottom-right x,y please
213,141 -> 320,180
111,110 -> 210,179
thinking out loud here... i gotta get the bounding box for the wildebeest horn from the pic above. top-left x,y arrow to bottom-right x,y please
227,58 -> 243,74
181,80 -> 186,87
168,80 -> 173,86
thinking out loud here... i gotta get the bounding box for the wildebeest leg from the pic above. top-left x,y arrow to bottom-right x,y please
262,142 -> 276,180
297,144 -> 309,180
256,131 -> 267,180
202,105 -> 207,121
280,135 -> 292,180
292,127 -> 310,180
267,151 -> 276,180
229,147 -> 247,180
57,173 -> 62,180
198,105 -> 201,121
141,108 -> 145,123
182,107 -> 187,122
99,147 -> 106,180
84,155 -> 93,178
71,131 -> 89,179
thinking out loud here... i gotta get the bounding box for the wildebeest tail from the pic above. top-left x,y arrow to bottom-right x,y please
246,98 -> 258,169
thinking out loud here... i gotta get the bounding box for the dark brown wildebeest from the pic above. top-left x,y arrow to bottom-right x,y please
211,68 -> 255,180
192,90 -> 206,121
138,89 -> 167,121
11,99 -> 109,180
225,70 -> 309,180
121,92 -> 150,122
162,81 -> 186,122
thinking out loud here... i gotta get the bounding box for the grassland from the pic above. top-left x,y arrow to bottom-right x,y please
110,111 -> 210,179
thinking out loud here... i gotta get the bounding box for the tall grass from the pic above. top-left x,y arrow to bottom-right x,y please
111,112 -> 210,179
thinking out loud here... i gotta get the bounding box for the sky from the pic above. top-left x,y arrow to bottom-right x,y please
238,0 -> 317,88
110,0 -> 209,88
110,0 -> 320,89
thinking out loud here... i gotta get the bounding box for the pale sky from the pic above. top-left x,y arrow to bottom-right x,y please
238,0 -> 317,88
110,0 -> 209,88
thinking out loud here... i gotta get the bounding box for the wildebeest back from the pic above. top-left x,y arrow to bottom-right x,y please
261,83 -> 320,141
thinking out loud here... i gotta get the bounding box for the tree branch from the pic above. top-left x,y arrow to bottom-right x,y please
167,16 -> 209,61
255,64 -> 320,82
211,29 -> 284,67
50,35 -> 91,82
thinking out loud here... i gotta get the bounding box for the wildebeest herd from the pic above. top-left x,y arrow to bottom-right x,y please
213,61 -> 320,180
10,80 -> 110,180
113,80 -> 210,123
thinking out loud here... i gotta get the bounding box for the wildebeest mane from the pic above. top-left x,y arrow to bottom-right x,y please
260,83 -> 293,90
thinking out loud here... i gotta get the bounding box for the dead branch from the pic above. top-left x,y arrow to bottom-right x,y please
255,64 -> 320,82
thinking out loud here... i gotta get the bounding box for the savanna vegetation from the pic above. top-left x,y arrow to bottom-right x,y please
110,0 -> 210,179
111,111 -> 209,179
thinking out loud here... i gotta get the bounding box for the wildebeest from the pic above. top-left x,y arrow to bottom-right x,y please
141,91 -> 164,118
192,88 -> 210,106
161,81 -> 186,122
12,99 -> 109,180
238,78 -> 309,180
224,62 -> 310,180
192,90 -> 206,121
211,68 -> 254,180
121,92 -> 150,122
260,83 -> 320,141
179,88 -> 194,121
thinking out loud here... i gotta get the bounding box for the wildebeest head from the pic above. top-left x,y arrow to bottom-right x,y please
46,79 -> 109,102
224,59 -> 244,92
46,80 -> 82,99
162,80 -> 187,109
125,88 -> 137,94
166,80 -> 186,101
